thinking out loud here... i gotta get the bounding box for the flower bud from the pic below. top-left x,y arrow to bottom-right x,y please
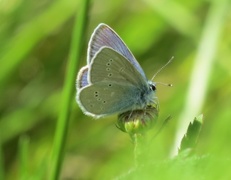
117,104 -> 159,136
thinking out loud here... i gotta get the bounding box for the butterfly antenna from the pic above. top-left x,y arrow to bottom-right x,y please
151,56 -> 174,81
155,82 -> 173,87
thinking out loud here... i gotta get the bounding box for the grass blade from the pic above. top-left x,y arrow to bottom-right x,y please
171,0 -> 230,156
18,135 -> 30,180
0,0 -> 79,85
49,0 -> 90,179
0,143 -> 4,180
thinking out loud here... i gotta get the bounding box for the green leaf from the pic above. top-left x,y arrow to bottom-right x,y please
179,114 -> 203,153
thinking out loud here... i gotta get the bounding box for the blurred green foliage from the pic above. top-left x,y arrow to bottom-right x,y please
1,0 -> 231,179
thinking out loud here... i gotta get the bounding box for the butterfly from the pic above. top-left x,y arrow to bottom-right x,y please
76,23 -> 159,118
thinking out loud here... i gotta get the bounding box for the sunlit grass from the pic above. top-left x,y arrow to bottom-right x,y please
171,0 -> 230,156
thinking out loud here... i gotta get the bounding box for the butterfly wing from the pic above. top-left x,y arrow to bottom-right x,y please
89,47 -> 148,86
76,66 -> 89,90
87,23 -> 146,79
77,47 -> 151,117
77,82 -> 143,118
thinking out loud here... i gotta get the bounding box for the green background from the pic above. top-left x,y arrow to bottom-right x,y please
1,0 -> 231,179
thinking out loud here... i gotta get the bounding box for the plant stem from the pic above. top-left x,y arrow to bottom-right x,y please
133,133 -> 146,167
49,0 -> 90,179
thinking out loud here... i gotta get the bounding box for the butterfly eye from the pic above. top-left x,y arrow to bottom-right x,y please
150,84 -> 156,91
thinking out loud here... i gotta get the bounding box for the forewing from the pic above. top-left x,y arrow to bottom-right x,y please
89,47 -> 148,87
77,82 -> 141,117
87,23 -> 146,78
